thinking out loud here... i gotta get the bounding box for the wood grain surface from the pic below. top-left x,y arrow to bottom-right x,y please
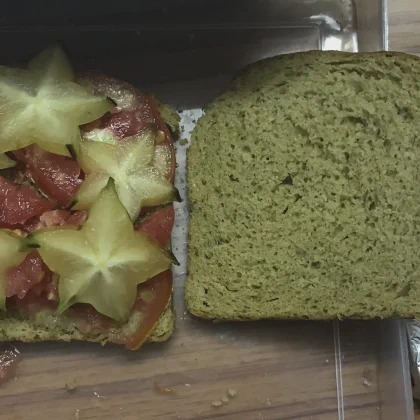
389,0 -> 420,56
0,2 -> 418,420
389,3 -> 420,419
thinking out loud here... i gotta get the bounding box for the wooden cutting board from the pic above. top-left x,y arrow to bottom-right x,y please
389,0 -> 420,56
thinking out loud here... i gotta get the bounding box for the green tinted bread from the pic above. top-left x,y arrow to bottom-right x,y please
157,100 -> 181,138
186,51 -> 420,320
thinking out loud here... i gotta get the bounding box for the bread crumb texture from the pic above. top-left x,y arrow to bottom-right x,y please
156,100 -> 181,138
186,51 -> 420,320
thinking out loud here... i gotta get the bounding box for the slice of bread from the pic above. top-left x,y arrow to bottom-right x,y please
0,102 -> 178,346
186,51 -> 420,320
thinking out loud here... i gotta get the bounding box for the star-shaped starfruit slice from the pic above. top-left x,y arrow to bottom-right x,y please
31,180 -> 175,322
0,45 -> 114,156
0,230 -> 29,310
28,43 -> 76,82
72,128 -> 177,220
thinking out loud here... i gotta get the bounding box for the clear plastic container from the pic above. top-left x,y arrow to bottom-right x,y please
0,1 -> 414,419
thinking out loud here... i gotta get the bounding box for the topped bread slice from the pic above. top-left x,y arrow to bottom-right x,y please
186,51 -> 420,320
0,100 -> 179,348
0,45 -> 180,349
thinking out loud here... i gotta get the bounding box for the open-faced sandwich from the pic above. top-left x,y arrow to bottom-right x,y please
0,45 -> 179,349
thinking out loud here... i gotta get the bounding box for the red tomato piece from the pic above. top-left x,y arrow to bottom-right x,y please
137,205 -> 175,246
6,252 -> 45,299
79,73 -> 154,139
13,145 -> 83,207
67,303 -> 113,334
111,270 -> 173,349
0,344 -> 22,385
0,176 -> 56,228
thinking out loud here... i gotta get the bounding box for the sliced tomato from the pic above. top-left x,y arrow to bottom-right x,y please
137,205 -> 174,246
13,145 -> 83,207
79,74 -> 154,139
111,270 -> 173,349
0,343 -> 23,386
6,252 -> 45,299
0,176 -> 56,228
101,106 -> 153,139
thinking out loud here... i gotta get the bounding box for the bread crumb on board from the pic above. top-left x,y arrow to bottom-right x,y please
65,379 -> 78,392
227,388 -> 237,397
211,388 -> 238,407
362,368 -> 375,387
154,381 -> 176,394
